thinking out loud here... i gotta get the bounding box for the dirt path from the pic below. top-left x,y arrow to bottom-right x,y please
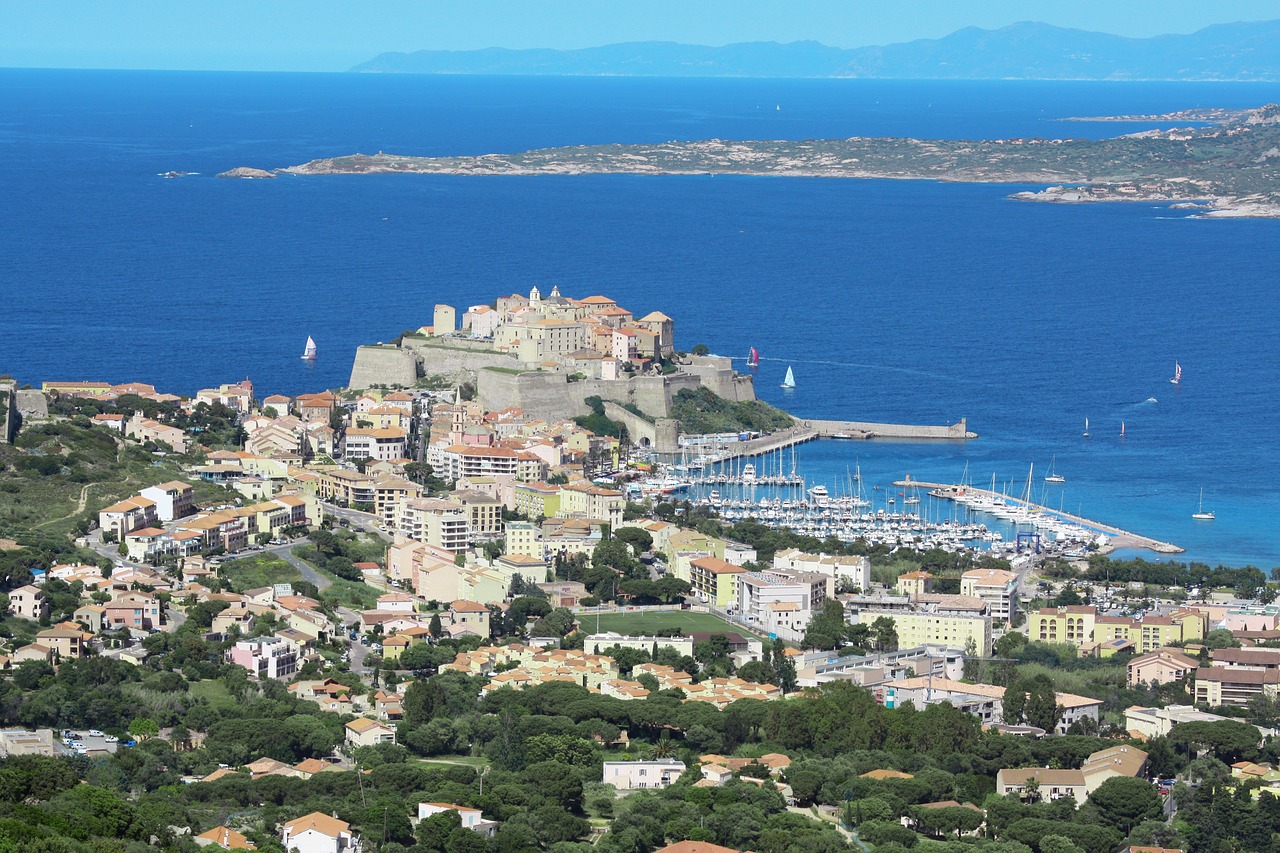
36,483 -> 92,529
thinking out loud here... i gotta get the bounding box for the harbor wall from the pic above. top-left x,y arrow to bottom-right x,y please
808,417 -> 977,440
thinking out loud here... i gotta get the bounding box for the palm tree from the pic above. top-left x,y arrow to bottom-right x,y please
649,734 -> 677,760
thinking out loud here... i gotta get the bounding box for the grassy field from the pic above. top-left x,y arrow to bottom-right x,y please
189,679 -> 241,710
587,610 -> 743,636
318,576 -> 381,610
220,554 -> 302,593
414,756 -> 490,770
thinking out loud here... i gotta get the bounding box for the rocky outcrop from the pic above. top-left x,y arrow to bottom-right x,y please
216,167 -> 277,179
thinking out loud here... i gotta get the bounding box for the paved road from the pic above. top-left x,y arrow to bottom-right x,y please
321,502 -> 393,543
265,542 -> 332,591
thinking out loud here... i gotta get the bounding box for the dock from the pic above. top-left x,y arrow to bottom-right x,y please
810,417 -> 977,441
676,417 -> 976,463
895,479 -> 1184,555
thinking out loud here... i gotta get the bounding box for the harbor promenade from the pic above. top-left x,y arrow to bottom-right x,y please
896,479 -> 1184,555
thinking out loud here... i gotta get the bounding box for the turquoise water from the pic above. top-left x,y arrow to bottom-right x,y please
1,70 -> 1277,567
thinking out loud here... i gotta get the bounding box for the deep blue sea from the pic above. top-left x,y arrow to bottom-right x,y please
2,69 -> 1278,567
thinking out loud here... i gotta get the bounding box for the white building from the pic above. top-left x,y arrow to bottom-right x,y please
342,428 -> 407,462
139,480 -> 196,522
280,812 -> 360,853
735,568 -> 830,642
584,632 -> 695,658
602,759 -> 686,790
398,499 -> 471,553
773,549 -> 871,591
960,568 -> 1019,623
416,803 -> 495,835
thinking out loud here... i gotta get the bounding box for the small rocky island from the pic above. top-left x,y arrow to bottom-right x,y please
225,103 -> 1280,216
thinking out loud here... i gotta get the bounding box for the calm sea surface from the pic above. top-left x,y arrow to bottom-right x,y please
2,70 -> 1278,567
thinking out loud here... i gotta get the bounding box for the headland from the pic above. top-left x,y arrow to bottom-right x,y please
224,103 -> 1280,217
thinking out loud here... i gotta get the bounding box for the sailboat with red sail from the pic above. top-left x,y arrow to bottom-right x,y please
747,347 -> 759,368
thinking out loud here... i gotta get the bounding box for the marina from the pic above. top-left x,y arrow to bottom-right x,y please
642,435 -> 1186,559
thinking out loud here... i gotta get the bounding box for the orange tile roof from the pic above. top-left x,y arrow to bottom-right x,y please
283,812 -> 350,838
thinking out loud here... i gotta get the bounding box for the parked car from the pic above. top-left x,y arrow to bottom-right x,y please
88,729 -> 104,737
104,735 -> 118,743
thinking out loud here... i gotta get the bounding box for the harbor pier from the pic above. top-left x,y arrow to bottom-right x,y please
896,479 -> 1184,555
675,417 -> 977,463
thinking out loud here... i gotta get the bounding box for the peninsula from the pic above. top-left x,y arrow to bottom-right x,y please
229,103 -> 1280,217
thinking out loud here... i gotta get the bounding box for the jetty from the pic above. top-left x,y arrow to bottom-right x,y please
809,417 -> 977,441
895,479 -> 1184,555
674,417 -> 976,464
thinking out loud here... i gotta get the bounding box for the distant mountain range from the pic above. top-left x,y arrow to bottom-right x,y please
351,20 -> 1280,81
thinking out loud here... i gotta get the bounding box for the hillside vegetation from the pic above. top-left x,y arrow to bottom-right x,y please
669,388 -> 796,435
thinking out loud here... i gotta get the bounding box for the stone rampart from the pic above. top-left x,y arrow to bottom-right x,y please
401,338 -> 521,380
348,346 -> 419,390
601,402 -> 671,451
0,380 -> 15,444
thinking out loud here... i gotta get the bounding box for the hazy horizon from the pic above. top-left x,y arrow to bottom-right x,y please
4,1 -> 1280,72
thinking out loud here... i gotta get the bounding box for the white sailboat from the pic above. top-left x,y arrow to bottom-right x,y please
1082,417 -> 1090,438
1120,421 -> 1126,439
1044,455 -> 1065,484
301,335 -> 317,360
781,366 -> 795,389
1170,361 -> 1182,385
1192,487 -> 1215,520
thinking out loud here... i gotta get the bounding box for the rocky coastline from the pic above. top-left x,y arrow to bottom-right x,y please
218,103 -> 1280,217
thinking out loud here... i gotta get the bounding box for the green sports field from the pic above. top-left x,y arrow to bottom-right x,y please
584,610 -> 743,636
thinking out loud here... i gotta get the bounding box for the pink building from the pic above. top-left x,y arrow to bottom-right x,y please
229,637 -> 299,680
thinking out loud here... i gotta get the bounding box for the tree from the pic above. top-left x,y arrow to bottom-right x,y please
1022,676 -> 1061,732
1038,836 -> 1084,853
416,810 -> 462,851
613,527 -> 653,555
769,640 -> 796,693
1168,719 -> 1261,763
871,615 -> 898,652
802,599 -> 848,650
1086,777 -> 1162,832
429,613 -> 444,639
128,717 -> 160,739
691,344 -> 709,356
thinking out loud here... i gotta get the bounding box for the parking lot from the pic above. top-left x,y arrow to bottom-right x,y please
61,730 -> 124,756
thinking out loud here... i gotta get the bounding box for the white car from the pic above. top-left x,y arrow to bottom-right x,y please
104,735 -> 118,743
88,729 -> 104,737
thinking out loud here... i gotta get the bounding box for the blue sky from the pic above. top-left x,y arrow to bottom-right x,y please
4,0 -> 1280,71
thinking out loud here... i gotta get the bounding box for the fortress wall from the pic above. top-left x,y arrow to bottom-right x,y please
0,380 -> 15,444
682,360 -> 755,402
477,370 -> 593,421
348,346 -> 419,390
602,402 -> 658,449
402,340 -> 521,381
15,390 -> 48,421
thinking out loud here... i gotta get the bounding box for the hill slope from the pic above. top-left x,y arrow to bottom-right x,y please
352,20 -> 1280,81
